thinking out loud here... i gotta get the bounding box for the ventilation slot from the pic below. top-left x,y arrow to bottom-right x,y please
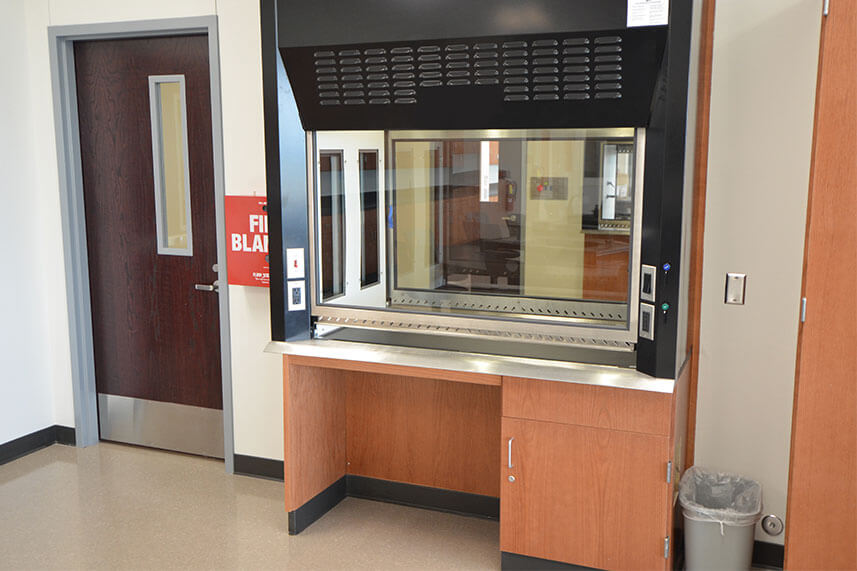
310,32 -> 626,108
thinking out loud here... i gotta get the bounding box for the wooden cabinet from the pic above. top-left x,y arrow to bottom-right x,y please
281,355 -> 689,567
500,377 -> 673,570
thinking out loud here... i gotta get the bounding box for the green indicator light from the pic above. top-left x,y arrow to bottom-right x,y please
661,302 -> 670,311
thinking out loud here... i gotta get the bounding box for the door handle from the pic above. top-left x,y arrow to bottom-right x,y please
507,437 -> 514,469
194,282 -> 219,292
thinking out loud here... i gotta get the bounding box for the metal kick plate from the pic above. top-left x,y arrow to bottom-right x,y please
725,273 -> 747,305
98,394 -> 224,458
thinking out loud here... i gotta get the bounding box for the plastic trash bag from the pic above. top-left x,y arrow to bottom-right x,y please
679,466 -> 762,534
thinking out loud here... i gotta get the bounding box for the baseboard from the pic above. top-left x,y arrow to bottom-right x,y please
233,454 -> 284,481
347,475 -> 499,519
55,425 -> 77,446
288,476 -> 347,535
501,538 -> 783,570
0,425 -> 76,466
285,473 -> 500,535
753,540 -> 784,569
501,552 -> 597,570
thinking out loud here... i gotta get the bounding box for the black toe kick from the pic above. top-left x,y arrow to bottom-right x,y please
501,552 -> 602,571
287,475 -> 499,535
288,476 -> 347,534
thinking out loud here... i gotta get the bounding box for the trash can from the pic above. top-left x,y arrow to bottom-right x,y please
678,466 -> 762,571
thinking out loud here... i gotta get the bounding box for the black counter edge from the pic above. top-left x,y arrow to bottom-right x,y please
501,552 -> 599,571
0,425 -> 77,466
233,454 -> 285,481
288,476 -> 347,534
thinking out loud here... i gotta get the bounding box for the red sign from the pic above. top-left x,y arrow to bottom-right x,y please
225,196 -> 269,287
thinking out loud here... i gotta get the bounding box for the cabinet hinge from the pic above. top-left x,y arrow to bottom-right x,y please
823,0 -> 830,16
801,297 -> 807,322
664,536 -> 670,559
666,461 -> 672,484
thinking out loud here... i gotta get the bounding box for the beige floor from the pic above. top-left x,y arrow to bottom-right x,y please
0,443 -> 500,570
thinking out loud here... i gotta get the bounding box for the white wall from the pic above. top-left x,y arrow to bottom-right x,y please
216,0 -> 284,461
0,0 -> 283,460
0,0 -> 58,443
693,0 -> 820,544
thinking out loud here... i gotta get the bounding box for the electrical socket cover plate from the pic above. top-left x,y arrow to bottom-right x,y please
639,303 -> 655,341
287,280 -> 306,311
641,264 -> 656,302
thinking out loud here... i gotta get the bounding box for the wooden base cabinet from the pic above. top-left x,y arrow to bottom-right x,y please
279,356 -> 688,568
500,377 -> 676,570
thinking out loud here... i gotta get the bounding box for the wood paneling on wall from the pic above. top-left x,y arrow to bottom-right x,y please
785,1 -> 857,567
684,0 -> 716,470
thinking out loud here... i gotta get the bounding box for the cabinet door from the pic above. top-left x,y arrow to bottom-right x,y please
501,418 -> 670,570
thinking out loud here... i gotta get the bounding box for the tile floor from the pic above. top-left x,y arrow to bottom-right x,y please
0,443 -> 499,570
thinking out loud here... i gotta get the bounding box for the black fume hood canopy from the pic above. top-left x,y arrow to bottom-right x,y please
276,0 -> 668,131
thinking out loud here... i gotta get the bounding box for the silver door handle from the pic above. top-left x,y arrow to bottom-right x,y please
194,282 -> 219,292
507,437 -> 514,469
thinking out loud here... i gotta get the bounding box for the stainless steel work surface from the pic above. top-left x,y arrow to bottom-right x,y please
265,340 -> 674,394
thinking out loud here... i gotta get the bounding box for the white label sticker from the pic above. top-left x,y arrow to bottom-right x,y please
286,248 -> 305,279
287,280 -> 306,311
627,0 -> 669,27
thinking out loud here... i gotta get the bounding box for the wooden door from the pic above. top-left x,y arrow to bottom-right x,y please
784,2 -> 857,568
500,418 -> 669,570
75,36 -> 223,454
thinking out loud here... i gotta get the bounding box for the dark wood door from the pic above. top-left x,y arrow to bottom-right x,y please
75,36 -> 222,411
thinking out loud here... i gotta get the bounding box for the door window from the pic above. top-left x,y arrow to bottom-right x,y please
148,75 -> 193,256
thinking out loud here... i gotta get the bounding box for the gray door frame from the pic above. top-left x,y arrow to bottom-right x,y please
48,16 -> 235,473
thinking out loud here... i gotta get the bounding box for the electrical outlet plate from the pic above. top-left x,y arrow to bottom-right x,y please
287,280 -> 306,311
639,303 -> 655,340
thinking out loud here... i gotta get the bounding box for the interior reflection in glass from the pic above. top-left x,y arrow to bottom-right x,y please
314,129 -> 638,326
391,131 -> 635,305
359,150 -> 380,288
319,151 -> 345,300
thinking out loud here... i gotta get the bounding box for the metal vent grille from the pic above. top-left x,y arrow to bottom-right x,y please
284,25 -> 666,129
315,315 -> 636,351
389,292 -> 628,322
311,33 -> 624,107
